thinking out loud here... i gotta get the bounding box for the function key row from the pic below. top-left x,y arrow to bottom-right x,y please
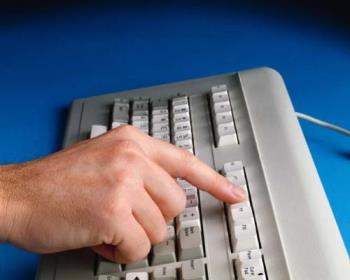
209,85 -> 238,147
222,161 -> 267,280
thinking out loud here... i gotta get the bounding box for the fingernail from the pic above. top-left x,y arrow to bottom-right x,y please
230,184 -> 246,200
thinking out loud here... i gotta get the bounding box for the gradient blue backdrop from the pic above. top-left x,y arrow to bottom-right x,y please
0,1 -> 349,279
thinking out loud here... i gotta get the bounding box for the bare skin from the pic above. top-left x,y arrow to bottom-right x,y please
0,125 -> 245,264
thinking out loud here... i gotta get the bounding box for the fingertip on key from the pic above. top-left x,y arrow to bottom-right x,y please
230,183 -> 246,202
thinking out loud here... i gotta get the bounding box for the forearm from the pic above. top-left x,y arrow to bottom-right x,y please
0,164 -> 23,243
0,164 -> 11,242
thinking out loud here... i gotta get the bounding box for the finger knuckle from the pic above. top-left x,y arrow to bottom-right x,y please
167,189 -> 186,219
116,138 -> 139,152
114,124 -> 138,137
106,145 -> 143,174
150,223 -> 167,244
114,169 -> 135,186
126,239 -> 151,262
100,194 -> 129,224
180,149 -> 195,177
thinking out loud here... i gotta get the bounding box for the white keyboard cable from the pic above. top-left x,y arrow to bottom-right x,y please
296,112 -> 350,137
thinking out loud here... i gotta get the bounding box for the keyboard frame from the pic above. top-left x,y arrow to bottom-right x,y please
36,67 -> 349,280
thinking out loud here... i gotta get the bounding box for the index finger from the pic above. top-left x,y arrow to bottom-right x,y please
149,140 -> 245,203
112,126 -> 246,204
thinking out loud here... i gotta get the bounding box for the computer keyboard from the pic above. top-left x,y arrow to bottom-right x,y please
36,68 -> 349,280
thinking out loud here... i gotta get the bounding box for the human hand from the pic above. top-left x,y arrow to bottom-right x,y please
0,125 -> 245,263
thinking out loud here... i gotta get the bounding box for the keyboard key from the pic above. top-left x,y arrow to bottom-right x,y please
178,226 -> 204,260
152,108 -> 168,115
90,125 -> 107,138
175,139 -> 193,150
113,99 -> 130,122
214,121 -> 237,146
152,266 -> 177,280
152,98 -> 168,108
173,121 -> 191,132
233,234 -> 259,253
166,225 -> 175,240
153,131 -> 170,142
132,121 -> 149,131
225,169 -> 246,186
132,115 -> 148,122
172,96 -> 188,106
98,275 -> 120,280
112,121 -> 128,128
151,239 -> 176,265
238,276 -> 266,280
216,133 -> 237,147
173,104 -> 189,115
174,130 -> 192,142
96,256 -> 122,275
230,218 -> 259,252
211,84 -> 228,95
181,259 -> 206,280
223,161 -> 243,174
237,249 -> 262,262
132,100 -> 149,111
235,258 -> 266,280
173,112 -> 190,123
186,190 -> 199,208
232,218 -> 257,235
214,111 -> 233,125
227,202 -> 253,225
133,110 -> 149,117
125,258 -> 149,270
152,114 -> 169,123
212,100 -> 231,114
176,206 -> 201,232
212,91 -> 229,103
125,272 -> 149,280
152,122 -> 169,133
216,121 -> 235,136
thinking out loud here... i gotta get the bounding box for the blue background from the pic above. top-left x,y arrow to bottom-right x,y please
0,1 -> 349,279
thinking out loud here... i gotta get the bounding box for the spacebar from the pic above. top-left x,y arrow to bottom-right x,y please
190,95 -> 234,280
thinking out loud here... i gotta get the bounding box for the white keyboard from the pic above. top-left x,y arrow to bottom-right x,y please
36,68 -> 349,280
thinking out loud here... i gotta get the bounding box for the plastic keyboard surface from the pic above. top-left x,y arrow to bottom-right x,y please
36,68 -> 349,280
